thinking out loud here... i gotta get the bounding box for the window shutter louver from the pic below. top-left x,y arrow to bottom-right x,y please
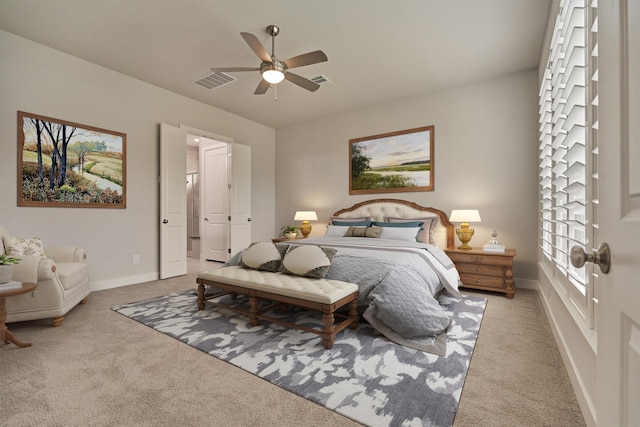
539,0 -> 597,327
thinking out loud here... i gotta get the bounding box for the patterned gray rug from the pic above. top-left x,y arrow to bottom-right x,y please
113,290 -> 486,427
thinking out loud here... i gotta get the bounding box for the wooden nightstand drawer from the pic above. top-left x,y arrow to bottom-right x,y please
445,247 -> 516,298
459,273 -> 505,289
455,263 -> 504,277
447,252 -> 512,267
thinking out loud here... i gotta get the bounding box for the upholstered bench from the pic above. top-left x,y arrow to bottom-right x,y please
196,266 -> 359,349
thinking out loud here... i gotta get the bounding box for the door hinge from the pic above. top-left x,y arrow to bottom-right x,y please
228,248 -> 231,254
228,183 -> 231,189
228,216 -> 231,221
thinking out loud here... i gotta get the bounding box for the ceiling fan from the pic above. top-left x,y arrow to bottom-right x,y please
211,25 -> 328,95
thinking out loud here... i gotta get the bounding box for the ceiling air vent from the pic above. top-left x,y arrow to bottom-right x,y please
193,72 -> 236,90
310,75 -> 332,85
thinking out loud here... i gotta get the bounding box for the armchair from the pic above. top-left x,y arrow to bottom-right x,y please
0,226 -> 90,326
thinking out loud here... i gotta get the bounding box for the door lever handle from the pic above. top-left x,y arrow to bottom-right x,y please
570,243 -> 611,274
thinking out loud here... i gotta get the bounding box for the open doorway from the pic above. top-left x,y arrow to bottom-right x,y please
159,123 -> 251,278
185,133 -> 227,262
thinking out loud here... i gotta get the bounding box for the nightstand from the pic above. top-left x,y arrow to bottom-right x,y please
445,247 -> 516,298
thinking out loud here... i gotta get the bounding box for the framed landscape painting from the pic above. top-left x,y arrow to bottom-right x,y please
349,125 -> 434,195
17,111 -> 126,208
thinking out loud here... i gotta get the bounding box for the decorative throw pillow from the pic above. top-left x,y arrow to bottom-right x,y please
385,216 -> 439,244
332,219 -> 372,227
238,241 -> 287,272
378,226 -> 422,242
278,245 -> 337,278
329,216 -> 372,225
2,236 -> 46,257
372,221 -> 424,228
324,225 -> 353,237
343,226 -> 382,238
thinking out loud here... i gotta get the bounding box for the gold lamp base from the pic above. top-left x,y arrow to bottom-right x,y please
456,223 -> 475,250
299,221 -> 311,238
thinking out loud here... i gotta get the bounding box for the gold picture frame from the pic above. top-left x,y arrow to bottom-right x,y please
17,111 -> 126,208
349,125 -> 434,195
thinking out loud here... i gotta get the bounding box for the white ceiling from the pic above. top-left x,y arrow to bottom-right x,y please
0,0 -> 551,129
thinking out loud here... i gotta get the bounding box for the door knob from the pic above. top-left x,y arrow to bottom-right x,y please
570,243 -> 611,274
162,219 -> 168,224
247,218 -> 252,222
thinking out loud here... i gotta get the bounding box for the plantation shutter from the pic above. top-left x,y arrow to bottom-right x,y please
538,0 -> 598,327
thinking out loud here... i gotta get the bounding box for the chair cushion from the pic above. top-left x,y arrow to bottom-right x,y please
55,262 -> 89,290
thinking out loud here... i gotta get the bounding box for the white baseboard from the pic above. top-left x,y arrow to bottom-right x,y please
515,277 -> 538,290
90,272 -> 159,292
536,282 -> 597,427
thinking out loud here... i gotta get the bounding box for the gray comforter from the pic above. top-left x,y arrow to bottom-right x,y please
226,237 -> 462,352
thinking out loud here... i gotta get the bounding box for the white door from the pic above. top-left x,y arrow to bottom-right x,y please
229,143 -> 252,256
159,124 -> 187,279
596,2 -> 640,425
203,144 -> 228,262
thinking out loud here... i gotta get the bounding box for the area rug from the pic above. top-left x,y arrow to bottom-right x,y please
113,291 -> 486,427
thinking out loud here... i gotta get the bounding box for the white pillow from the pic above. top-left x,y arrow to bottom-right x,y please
385,216 -> 439,244
239,241 -> 286,272
2,236 -> 46,257
379,227 -> 421,242
324,225 -> 352,237
279,245 -> 337,278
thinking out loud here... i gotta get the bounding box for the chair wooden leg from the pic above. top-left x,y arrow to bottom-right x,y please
51,316 -> 64,327
80,297 -> 88,304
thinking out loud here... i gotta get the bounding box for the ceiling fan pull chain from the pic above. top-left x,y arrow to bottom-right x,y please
274,84 -> 278,101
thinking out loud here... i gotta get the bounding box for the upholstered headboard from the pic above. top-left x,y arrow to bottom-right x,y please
332,199 -> 454,249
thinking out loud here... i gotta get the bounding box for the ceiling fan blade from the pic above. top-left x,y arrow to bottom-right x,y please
283,50 -> 328,69
241,32 -> 272,63
210,67 -> 260,72
254,79 -> 270,95
285,72 -> 321,92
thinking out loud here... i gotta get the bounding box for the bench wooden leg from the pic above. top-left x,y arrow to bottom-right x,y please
249,296 -> 259,326
322,312 -> 335,349
197,284 -> 205,310
348,300 -> 359,329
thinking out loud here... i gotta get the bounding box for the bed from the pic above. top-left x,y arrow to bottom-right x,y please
226,198 -> 462,353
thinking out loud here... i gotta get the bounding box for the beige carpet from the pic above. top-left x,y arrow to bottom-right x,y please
2,271 -> 586,426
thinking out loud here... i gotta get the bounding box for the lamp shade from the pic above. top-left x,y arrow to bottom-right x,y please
262,69 -> 285,84
294,211 -> 318,221
449,210 -> 482,223
261,62 -> 285,84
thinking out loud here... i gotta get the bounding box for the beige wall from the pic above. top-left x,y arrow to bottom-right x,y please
275,69 -> 540,283
0,30 -> 276,288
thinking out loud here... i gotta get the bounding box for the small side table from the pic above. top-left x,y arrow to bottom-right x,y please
1,282 -> 37,348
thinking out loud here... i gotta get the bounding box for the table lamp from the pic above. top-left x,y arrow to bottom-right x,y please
449,209 -> 482,250
294,211 -> 318,238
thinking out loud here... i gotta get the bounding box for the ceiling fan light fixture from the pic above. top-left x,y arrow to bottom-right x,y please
261,62 -> 285,84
